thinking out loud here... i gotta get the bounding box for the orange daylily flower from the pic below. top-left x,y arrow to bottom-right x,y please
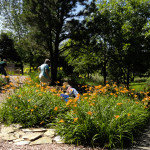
127,113 -> 131,117
87,111 -> 93,115
117,103 -> 123,106
115,115 -> 120,119
59,119 -> 64,123
54,106 -> 58,111
73,118 -> 78,123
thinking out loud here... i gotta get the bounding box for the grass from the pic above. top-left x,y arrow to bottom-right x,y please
129,82 -> 146,92
129,77 -> 148,92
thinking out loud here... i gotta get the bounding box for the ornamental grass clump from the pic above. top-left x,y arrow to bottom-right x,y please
55,84 -> 150,148
0,77 -> 66,127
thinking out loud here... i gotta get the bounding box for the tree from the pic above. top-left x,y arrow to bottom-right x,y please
87,0 -> 150,88
0,32 -> 21,62
72,0 -> 114,84
63,39 -> 101,79
21,0 -> 87,85
108,0 -> 150,88
0,0 -> 27,39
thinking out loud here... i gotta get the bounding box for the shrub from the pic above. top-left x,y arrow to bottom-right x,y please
0,78 -> 66,127
55,85 -> 150,148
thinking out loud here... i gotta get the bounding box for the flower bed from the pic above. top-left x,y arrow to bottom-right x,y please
0,78 -> 149,148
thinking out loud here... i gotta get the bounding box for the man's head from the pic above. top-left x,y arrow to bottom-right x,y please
44,59 -> 50,64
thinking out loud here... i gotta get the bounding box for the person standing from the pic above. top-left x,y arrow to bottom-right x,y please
38,59 -> 51,86
0,59 -> 9,83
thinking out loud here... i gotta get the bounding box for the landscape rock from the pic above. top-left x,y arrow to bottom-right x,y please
30,137 -> 53,145
1,126 -> 15,134
44,129 -> 56,137
1,133 -> 17,141
22,128 -> 46,132
53,135 -> 65,144
22,133 -> 43,141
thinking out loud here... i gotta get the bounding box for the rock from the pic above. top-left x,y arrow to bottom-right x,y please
22,133 -> 43,141
14,130 -> 25,138
14,140 -> 30,145
11,124 -> 22,130
44,129 -> 56,137
1,133 -> 17,141
1,126 -> 15,134
53,135 -> 65,144
22,128 -> 46,132
136,147 -> 150,150
30,137 -> 53,145
13,138 -> 25,143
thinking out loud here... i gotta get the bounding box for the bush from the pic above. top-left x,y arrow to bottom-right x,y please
55,84 -> 150,148
0,78 -> 66,127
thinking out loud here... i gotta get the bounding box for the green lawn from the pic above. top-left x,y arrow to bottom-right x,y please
129,77 -> 148,92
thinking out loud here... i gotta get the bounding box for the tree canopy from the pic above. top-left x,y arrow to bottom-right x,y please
0,0 -> 150,86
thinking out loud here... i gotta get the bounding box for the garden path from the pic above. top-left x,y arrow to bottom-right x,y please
0,75 -> 150,149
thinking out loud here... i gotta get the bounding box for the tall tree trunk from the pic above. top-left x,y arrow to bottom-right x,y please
50,32 -> 59,85
127,67 -> 130,90
51,60 -> 57,85
50,51 -> 58,85
29,51 -> 33,73
103,61 -> 107,85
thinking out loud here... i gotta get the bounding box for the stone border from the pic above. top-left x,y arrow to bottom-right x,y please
0,124 -> 64,146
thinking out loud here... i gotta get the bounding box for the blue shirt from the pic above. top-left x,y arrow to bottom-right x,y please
39,64 -> 50,79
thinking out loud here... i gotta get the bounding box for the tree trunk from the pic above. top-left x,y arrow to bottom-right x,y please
103,60 -> 107,85
50,61 -> 57,85
127,67 -> 130,90
50,32 -> 59,85
29,52 -> 33,73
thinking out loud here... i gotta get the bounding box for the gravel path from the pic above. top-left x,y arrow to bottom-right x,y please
0,141 -> 104,150
0,75 -> 150,150
131,120 -> 150,150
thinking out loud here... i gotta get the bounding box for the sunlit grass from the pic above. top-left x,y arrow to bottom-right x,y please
129,77 -> 148,92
